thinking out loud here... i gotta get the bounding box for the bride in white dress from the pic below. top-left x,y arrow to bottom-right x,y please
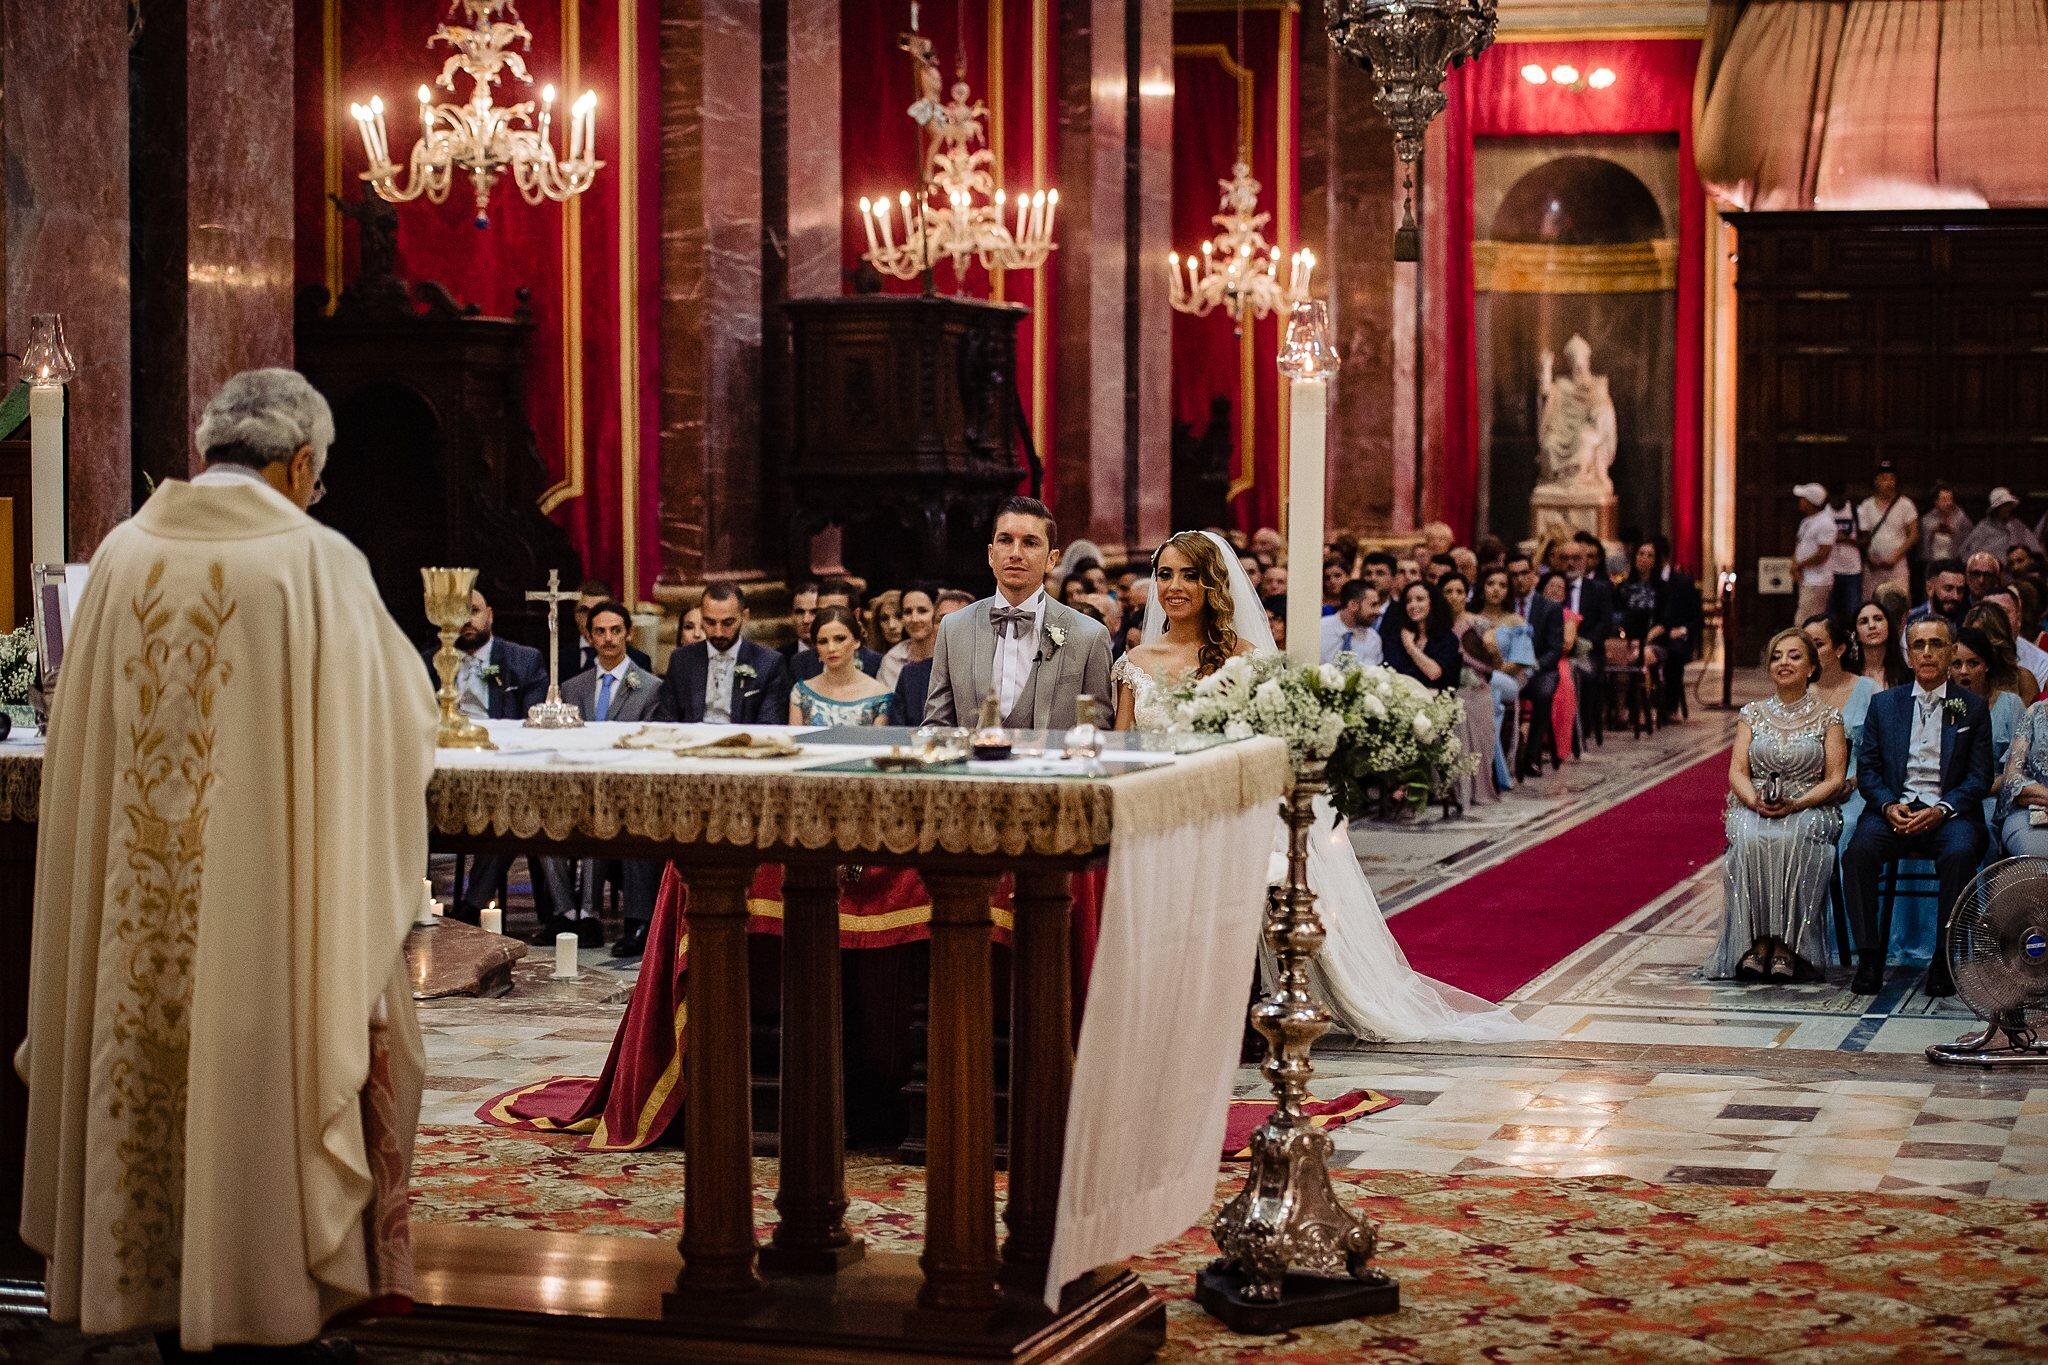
1112,530 -> 1544,1043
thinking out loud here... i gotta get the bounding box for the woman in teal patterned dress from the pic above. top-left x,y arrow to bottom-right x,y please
790,605 -> 894,726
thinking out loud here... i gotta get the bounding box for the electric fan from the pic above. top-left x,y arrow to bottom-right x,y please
1927,856 -> 2048,1067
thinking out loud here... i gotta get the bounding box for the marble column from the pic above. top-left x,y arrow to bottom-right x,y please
658,0 -> 765,585
1053,0 -> 1173,559
4,0 -> 132,556
757,0 -> 840,582
130,0 -> 295,497
1298,3 -> 1403,538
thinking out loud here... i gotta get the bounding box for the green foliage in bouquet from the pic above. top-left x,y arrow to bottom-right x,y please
1163,651 -> 1476,821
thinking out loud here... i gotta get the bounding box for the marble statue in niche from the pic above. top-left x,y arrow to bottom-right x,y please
1531,334 -> 1620,541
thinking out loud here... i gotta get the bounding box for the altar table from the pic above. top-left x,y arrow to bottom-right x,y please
0,723 -> 1287,1362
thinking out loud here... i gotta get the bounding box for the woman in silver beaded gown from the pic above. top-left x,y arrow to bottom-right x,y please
1706,628 -> 1849,981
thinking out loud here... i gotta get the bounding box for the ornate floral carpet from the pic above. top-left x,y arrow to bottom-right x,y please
405,1123 -> 2048,1362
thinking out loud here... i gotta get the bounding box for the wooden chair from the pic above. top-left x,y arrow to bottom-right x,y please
1603,635 -> 1661,738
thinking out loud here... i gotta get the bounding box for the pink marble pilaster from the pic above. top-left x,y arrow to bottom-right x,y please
659,0 -> 765,583
4,0 -> 132,557
1131,0 -> 1174,552
185,0 -> 297,467
782,0 -> 842,301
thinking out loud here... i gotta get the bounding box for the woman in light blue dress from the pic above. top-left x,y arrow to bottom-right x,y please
1474,568 -> 1538,790
1800,615 -> 1878,870
788,606 -> 894,727
1995,699 -> 2048,856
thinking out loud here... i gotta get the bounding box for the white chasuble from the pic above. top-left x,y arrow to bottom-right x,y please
18,479 -> 438,1348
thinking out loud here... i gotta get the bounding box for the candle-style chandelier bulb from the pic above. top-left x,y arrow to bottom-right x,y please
21,314 -> 77,387
1278,300 -> 1339,381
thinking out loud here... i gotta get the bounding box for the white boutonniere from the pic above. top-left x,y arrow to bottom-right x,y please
622,670 -> 643,692
480,663 -> 503,685
735,662 -> 758,681
1046,624 -> 1067,649
1943,696 -> 1967,723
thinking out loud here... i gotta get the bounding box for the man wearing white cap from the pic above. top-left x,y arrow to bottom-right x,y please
1958,487 -> 2042,565
1792,483 -> 1836,624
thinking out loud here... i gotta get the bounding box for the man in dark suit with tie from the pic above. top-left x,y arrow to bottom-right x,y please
534,601 -> 670,957
420,586 -> 552,922
1841,617 -> 1994,996
658,581 -> 794,724
1508,553 -> 1566,776
1654,537 -> 1703,721
1559,540 -> 1614,737
557,578 -> 651,680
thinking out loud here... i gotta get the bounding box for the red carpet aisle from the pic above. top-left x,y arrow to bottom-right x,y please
1390,747 -> 1733,1000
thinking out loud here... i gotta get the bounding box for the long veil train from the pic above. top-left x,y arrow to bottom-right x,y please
1138,531 -> 1545,1043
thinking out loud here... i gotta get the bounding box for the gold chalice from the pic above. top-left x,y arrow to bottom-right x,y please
422,566 -> 497,750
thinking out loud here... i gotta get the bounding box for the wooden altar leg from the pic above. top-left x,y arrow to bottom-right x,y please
762,862 -> 864,1273
1002,871 -> 1074,1292
917,870 -> 1001,1313
672,861 -> 761,1300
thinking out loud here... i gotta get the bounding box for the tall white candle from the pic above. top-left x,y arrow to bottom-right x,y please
1285,376 -> 1328,667
555,931 -> 580,978
28,385 -> 64,566
417,878 -> 438,927
480,903 -> 503,936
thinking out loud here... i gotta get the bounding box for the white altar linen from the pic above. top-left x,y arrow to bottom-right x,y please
1044,754 -> 1282,1305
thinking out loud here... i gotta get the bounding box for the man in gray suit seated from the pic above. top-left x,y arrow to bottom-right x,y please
924,496 -> 1113,730
535,600 -> 670,958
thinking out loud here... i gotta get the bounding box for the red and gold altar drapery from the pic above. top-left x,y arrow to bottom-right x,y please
1171,5 -> 1298,538
1695,0 -> 2048,211
839,0 -> 1059,505
1442,39 -> 1705,562
293,0 -> 662,600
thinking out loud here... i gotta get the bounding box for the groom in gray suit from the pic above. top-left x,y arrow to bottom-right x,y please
924,496 -> 1114,730
536,601 -> 668,957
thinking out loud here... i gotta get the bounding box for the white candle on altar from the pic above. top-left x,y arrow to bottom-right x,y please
28,386 -> 64,567
417,877 -> 438,926
1277,300 -> 1339,667
480,903 -> 502,936
555,931 -> 580,978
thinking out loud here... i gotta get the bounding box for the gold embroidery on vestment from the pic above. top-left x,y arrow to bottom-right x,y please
105,561 -> 235,1293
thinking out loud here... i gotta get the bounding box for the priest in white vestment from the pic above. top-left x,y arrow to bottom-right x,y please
18,369 -> 438,1355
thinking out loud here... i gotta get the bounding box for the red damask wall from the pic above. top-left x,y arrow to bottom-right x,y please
293,0 -> 661,599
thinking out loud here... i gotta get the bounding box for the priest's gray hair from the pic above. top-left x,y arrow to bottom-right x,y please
195,368 -> 335,473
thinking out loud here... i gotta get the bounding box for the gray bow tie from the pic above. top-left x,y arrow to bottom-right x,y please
992,606 -> 1034,639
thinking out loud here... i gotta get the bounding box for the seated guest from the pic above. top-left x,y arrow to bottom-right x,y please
536,601 -> 669,956
1322,554 -> 1349,612
1424,554 -> 1457,586
889,590 -> 971,724
1805,614 -> 1878,876
1506,554 -> 1567,777
1260,563 -> 1289,599
1855,598 -> 1911,692
1965,601 -> 2038,705
1974,593 -> 2047,698
1964,551 -> 2007,611
1451,546 -> 1480,586
864,588 -> 905,654
1252,525 -> 1284,567
1421,520 -> 1455,560
421,586 -> 548,922
560,578 -> 650,678
1360,550 -> 1397,605
1541,572 -> 1582,760
779,580 -> 819,665
1396,558 -> 1424,591
1653,535 -> 1703,721
1475,535 -> 1509,571
1907,557 -> 1968,633
1615,539 -> 1671,670
1952,622 -> 2027,797
1557,541 -> 1614,735
2010,544 -> 2038,580
1707,628 -> 1847,982
1320,578 -> 1385,666
679,601 -> 706,647
791,606 -> 895,725
1263,593 -> 1288,651
795,578 -> 883,679
1993,695 -> 2048,857
1841,618 -> 1993,996
1380,579 -> 1460,689
878,585 -> 937,687
1445,572 -> 1514,791
1239,552 -> 1264,583
659,581 -> 793,723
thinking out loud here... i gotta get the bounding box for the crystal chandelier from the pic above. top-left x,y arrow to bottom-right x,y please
349,0 -> 602,229
1167,160 -> 1315,324
856,34 -> 1057,285
1323,0 -> 1497,260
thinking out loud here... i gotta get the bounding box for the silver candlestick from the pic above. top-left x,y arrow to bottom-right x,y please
1198,760 -> 1398,1333
524,568 -> 585,729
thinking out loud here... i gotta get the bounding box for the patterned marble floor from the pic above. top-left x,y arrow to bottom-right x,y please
413,667 -> 2048,1205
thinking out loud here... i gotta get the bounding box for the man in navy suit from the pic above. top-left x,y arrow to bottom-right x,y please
659,581 -> 794,724
1508,553 -> 1566,776
1841,617 -> 1994,997
420,587 -> 552,921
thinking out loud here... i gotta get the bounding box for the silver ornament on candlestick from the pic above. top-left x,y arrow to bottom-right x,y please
1322,0 -> 1498,261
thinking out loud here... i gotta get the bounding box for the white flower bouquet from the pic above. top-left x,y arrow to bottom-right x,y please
0,626 -> 36,708
1165,649 -> 1474,819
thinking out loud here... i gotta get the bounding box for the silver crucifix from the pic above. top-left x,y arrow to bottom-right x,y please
524,568 -> 585,729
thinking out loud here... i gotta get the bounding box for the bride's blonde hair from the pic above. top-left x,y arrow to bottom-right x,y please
1151,531 -> 1241,678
